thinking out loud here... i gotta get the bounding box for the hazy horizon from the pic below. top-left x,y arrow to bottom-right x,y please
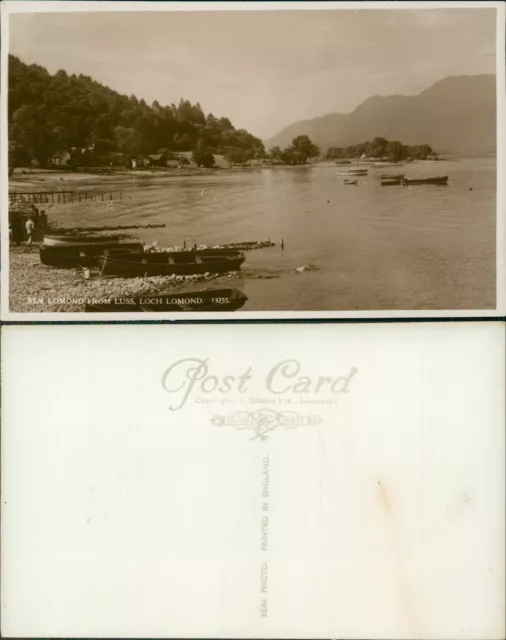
9,8 -> 497,139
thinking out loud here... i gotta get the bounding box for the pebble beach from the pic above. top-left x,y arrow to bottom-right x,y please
9,247 -> 244,313
7,170 -> 250,313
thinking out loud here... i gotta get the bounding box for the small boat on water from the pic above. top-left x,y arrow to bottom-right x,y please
40,243 -> 144,268
96,249 -> 245,277
372,162 -> 405,168
85,288 -> 248,312
401,176 -> 448,186
344,179 -> 358,185
337,169 -> 368,176
380,174 -> 404,180
43,234 -> 122,247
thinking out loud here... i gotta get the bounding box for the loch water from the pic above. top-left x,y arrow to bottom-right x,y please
36,158 -> 496,311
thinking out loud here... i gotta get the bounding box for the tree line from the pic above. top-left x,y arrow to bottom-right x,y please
13,56 -> 426,170
268,136 -> 321,165
326,137 -> 437,162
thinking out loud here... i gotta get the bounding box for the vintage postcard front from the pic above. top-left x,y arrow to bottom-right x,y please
0,1 -> 505,321
1,322 -> 504,638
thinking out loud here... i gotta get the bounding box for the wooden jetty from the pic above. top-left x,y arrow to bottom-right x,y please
9,190 -> 123,204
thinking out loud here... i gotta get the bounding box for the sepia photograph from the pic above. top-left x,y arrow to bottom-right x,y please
1,1 -> 504,319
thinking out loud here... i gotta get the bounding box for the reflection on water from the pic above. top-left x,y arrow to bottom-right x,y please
46,158 -> 496,310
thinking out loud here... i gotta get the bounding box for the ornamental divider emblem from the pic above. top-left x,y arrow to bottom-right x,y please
211,408 -> 322,441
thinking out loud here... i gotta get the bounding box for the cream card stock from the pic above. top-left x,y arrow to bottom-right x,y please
1,322 -> 504,638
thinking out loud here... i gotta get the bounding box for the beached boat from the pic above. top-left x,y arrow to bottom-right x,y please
176,241 -> 275,252
146,247 -> 246,256
336,169 -> 368,176
401,176 -> 448,186
96,249 -> 246,277
40,243 -> 144,268
381,179 -> 402,186
43,234 -> 123,247
85,288 -> 248,312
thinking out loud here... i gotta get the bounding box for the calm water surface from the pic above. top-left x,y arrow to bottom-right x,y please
44,159 -> 496,311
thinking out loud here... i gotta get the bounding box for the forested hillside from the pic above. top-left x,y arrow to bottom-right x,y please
8,55 -> 266,167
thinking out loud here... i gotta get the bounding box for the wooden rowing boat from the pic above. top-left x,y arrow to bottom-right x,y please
85,288 -> 248,312
96,249 -> 246,277
43,234 -> 123,247
401,176 -> 448,186
40,243 -> 144,268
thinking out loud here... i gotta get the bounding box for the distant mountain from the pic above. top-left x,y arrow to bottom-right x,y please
266,75 -> 496,157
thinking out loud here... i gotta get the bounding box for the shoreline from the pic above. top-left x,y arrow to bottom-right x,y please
9,165 -> 281,187
8,156 -> 480,189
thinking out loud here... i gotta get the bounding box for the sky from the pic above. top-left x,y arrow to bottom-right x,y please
8,7 -> 498,140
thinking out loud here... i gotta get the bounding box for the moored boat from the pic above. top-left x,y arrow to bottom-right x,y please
40,243 -> 144,267
337,169 -> 368,176
344,179 -> 358,185
401,176 -> 448,186
96,249 -> 245,277
381,179 -> 402,186
85,288 -> 248,312
43,234 -> 123,247
372,162 -> 405,168
380,174 -> 404,180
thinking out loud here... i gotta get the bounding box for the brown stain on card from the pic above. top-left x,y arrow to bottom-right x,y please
377,480 -> 392,515
377,479 -> 424,637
